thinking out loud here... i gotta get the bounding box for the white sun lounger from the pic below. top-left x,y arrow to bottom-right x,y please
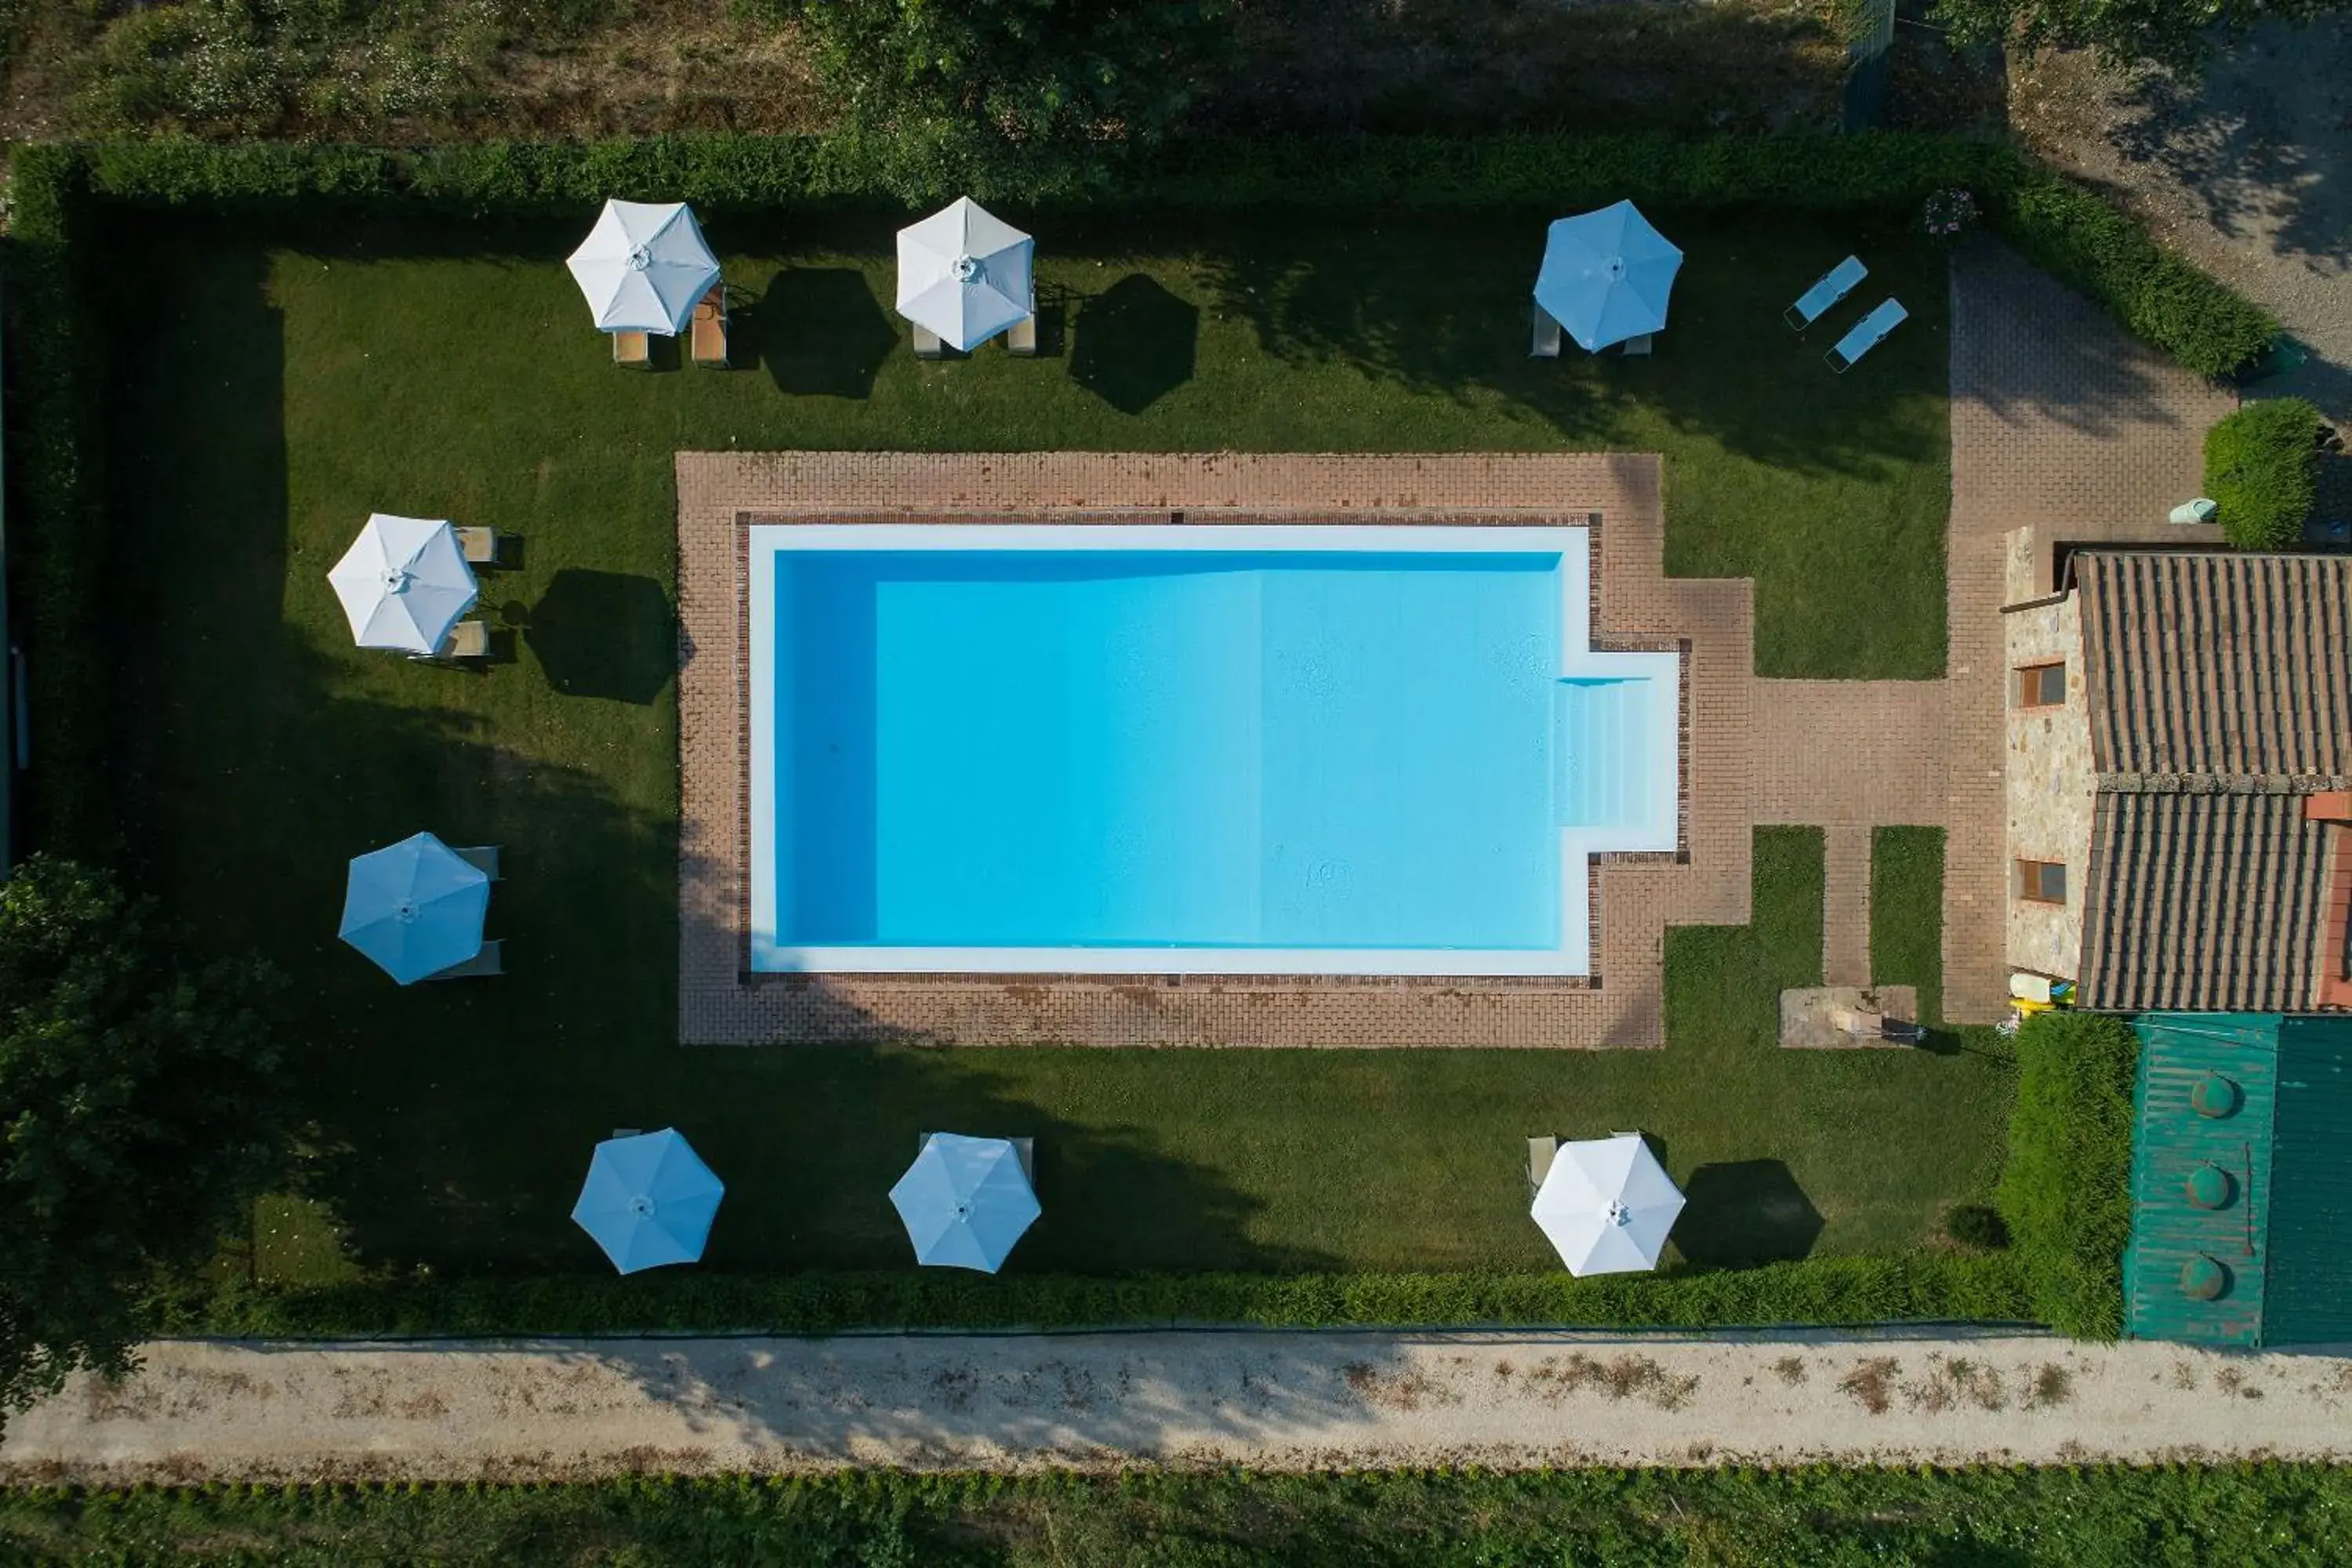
1826,298 -> 1907,372
1784,256 -> 1867,330
1530,303 -> 1563,359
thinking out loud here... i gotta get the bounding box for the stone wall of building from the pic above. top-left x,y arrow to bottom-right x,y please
2005,595 -> 2092,980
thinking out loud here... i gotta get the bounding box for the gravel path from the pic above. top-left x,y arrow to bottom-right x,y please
2012,19 -> 2352,426
5,1330 -> 2350,1482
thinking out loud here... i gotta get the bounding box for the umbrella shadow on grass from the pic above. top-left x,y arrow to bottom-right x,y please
748,267 -> 902,399
520,569 -> 677,705
1669,1159 -> 1824,1267
1069,274 -> 1200,414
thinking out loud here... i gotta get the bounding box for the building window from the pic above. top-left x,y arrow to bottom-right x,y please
2018,859 -> 2067,904
2016,661 -> 2067,708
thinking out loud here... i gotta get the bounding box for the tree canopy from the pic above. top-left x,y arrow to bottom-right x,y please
779,0 -> 1235,194
0,857 -> 294,1427
1933,0 -> 2352,74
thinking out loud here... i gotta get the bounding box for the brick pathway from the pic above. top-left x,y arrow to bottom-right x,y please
1943,240 -> 2238,1022
677,452 -> 1754,1047
671,245 -> 2235,1044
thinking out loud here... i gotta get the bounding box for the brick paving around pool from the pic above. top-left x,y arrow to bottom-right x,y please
677,452 -> 1755,1047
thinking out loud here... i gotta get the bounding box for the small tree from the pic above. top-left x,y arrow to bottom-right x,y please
0,857 -> 294,1428
2205,397 -> 2323,551
1932,0 -> 2352,75
779,0 -> 1236,195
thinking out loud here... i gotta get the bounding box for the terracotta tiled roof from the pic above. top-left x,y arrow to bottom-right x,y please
2078,791 -> 2335,1011
2072,553 -> 2352,1011
2076,551 -> 2352,779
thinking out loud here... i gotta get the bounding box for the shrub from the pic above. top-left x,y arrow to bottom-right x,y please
1943,1203 -> 2009,1251
2205,397 -> 2324,550
1997,1011 -> 2138,1340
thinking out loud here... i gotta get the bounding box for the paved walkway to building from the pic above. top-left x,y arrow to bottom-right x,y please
5,1330 -> 2349,1482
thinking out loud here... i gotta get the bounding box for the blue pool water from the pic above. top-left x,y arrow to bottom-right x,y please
752,527 -> 1677,974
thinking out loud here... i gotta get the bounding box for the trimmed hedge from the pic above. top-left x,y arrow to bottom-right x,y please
2,145 -> 114,857
48,131 -> 2277,379
1998,1012 -> 2139,1341
158,1254 -> 2031,1338
2205,397 -> 2324,550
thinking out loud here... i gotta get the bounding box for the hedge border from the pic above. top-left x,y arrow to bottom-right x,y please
162,1254 -> 2029,1338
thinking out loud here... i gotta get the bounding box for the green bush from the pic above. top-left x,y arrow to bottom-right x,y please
158,1254 -> 2029,1338
2205,397 -> 2323,550
1987,167 -> 2278,379
1998,1011 -> 2138,1340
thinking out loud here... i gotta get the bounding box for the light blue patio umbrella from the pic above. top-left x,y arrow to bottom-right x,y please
338,831 -> 491,985
889,1133 -> 1040,1273
1534,200 -> 1685,353
571,1128 -> 726,1275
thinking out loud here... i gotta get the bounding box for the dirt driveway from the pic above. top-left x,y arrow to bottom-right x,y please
5,1329 -> 2350,1483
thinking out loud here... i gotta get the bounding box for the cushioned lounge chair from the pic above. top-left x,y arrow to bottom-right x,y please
454,526 -> 499,566
426,938 -> 503,980
1530,303 -> 1563,360
1785,255 -> 1867,331
913,325 -> 946,360
452,844 -> 502,881
691,286 -> 728,368
1526,1134 -> 1558,1200
1007,314 -> 1038,356
612,330 -> 651,368
408,621 -> 488,662
1825,298 -> 1907,372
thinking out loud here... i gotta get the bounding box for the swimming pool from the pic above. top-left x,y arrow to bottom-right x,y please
747,524 -> 1676,975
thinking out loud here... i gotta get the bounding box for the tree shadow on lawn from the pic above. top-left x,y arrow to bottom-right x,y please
1185,205 -> 1951,477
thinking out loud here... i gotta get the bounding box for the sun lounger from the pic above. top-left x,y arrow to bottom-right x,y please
1530,303 -> 1563,360
612,1127 -> 644,1138
408,621 -> 488,662
913,325 -> 946,360
1784,255 -> 1867,330
1825,298 -> 1907,372
452,844 -> 502,881
1526,1134 -> 1558,1199
691,285 -> 728,368
1006,314 -> 1038,356
1616,333 -> 1653,357
426,938 -> 503,980
453,526 -> 499,566
612,329 -> 651,368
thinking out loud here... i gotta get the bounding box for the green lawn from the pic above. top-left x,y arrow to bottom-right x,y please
1871,825 -> 1948,1026
89,205 -> 1998,1287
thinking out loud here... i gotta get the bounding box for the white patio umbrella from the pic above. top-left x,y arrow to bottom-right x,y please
327,514 -> 479,656
566,199 -> 720,336
1530,1134 -> 1686,1276
339,831 -> 491,985
895,197 -> 1034,352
